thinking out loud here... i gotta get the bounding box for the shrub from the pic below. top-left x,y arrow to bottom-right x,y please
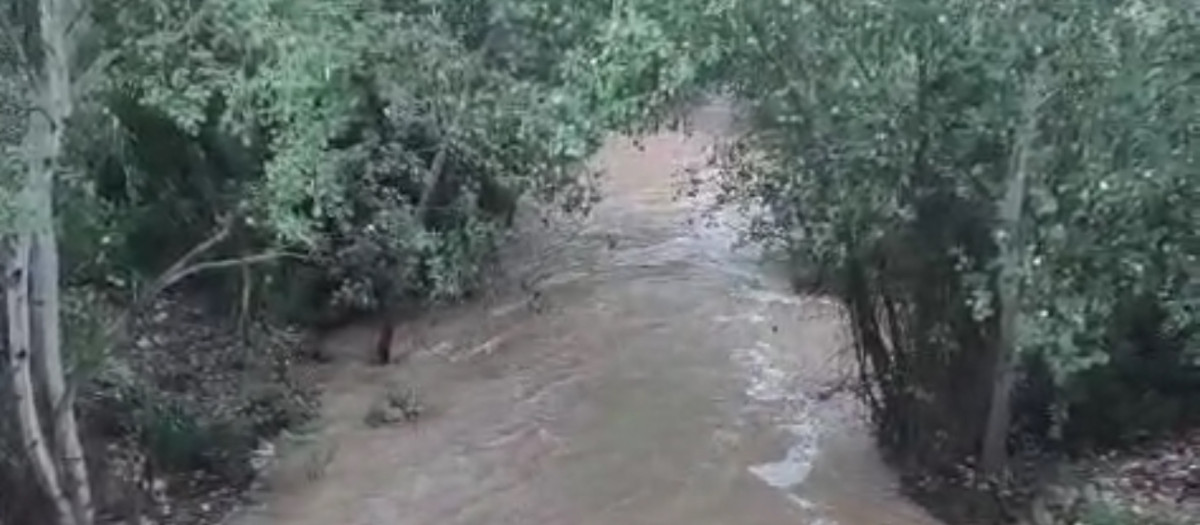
705,0 -> 1200,486
80,0 -> 695,324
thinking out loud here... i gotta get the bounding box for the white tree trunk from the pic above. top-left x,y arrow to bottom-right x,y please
28,0 -> 93,521
32,232 -> 92,525
5,235 -> 77,525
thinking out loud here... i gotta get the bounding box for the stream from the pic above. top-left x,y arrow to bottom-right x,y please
228,102 -> 948,525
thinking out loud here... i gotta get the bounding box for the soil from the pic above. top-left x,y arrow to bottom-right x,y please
1036,430 -> 1200,525
81,296 -> 318,525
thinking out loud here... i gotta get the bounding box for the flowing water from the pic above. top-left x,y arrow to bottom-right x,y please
229,103 -> 947,525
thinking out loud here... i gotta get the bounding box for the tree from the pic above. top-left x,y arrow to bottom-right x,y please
703,0 -> 1200,488
982,59 -> 1047,473
79,0 -> 705,327
3,0 -> 93,523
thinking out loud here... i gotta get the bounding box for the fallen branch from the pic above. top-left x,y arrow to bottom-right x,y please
93,216 -> 234,343
97,214 -> 301,345
145,252 -> 290,302
149,214 -> 238,293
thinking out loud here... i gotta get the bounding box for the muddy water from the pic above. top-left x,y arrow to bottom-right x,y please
229,105 -> 947,525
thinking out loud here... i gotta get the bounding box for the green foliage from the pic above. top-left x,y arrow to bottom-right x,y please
1062,300 -> 1200,446
0,25 -> 26,235
1081,502 -> 1185,525
702,0 -> 1200,470
79,0 -> 696,320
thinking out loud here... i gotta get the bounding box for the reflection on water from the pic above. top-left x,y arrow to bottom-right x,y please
231,101 -> 947,525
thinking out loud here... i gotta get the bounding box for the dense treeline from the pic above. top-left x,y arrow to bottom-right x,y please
2,0 -> 1198,524
697,0 -> 1200,521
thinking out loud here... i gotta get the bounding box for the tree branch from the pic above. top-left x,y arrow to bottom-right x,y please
151,252 -> 291,296
72,48 -> 117,97
100,215 -> 299,342
67,229 -> 297,428
151,213 -> 237,291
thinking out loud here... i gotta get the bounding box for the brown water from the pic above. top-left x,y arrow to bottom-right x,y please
229,103 -> 947,525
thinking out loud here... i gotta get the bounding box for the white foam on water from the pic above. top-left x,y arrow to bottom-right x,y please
787,493 -> 815,510
748,427 -> 818,489
738,287 -> 805,307
734,339 -> 836,524
734,342 -> 798,403
713,312 -> 768,325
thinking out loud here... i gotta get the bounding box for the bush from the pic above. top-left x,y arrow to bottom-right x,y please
703,0 -> 1200,502
1080,503 -> 1185,525
1062,300 -> 1200,448
79,0 -> 693,325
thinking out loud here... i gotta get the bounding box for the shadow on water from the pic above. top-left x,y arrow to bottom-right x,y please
230,100 -> 947,525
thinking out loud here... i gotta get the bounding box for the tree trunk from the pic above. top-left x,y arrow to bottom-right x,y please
31,228 -> 92,525
5,236 -> 77,525
16,0 -> 94,521
375,317 -> 395,365
981,62 -> 1045,473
